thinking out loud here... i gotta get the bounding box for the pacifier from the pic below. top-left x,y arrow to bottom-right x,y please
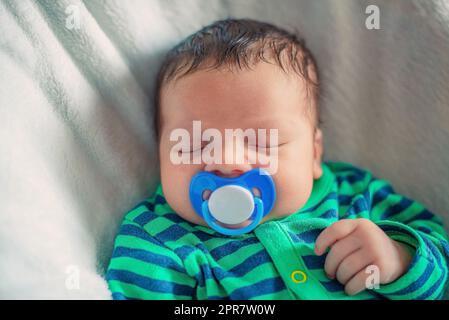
189,168 -> 276,236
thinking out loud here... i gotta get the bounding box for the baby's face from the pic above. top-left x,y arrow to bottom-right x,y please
158,62 -> 323,229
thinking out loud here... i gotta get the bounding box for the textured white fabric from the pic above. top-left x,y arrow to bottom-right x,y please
0,0 -> 448,299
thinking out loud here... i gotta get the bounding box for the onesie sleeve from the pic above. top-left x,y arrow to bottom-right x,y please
106,217 -> 196,300
367,178 -> 449,300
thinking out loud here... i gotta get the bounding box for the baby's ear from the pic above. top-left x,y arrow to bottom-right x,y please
313,128 -> 323,179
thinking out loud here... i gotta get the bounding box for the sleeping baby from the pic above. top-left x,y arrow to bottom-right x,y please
106,19 -> 449,299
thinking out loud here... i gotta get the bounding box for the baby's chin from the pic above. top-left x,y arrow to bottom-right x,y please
179,206 -> 262,229
215,220 -> 253,229
202,211 -> 292,230
182,206 -> 296,230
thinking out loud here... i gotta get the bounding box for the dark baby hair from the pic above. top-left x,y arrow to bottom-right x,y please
154,18 -> 320,138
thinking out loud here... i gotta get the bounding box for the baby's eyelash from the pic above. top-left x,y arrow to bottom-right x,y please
178,142 -> 288,154
180,142 -> 209,153
249,142 -> 288,148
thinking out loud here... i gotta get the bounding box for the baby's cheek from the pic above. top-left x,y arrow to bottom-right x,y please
271,161 -> 315,216
161,163 -> 208,225
278,179 -> 312,215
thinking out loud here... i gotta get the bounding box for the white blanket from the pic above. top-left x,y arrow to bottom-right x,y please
1,0 -> 448,299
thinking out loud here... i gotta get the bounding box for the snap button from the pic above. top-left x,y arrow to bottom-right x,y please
291,270 -> 307,284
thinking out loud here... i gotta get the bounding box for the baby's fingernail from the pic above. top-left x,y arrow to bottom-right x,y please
315,246 -> 323,255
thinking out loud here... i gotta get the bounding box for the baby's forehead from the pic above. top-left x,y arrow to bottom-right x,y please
160,62 -> 311,128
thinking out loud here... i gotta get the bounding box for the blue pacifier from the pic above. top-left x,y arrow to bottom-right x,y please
189,168 -> 276,236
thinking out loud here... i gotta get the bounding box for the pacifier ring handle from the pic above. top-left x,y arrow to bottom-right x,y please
201,198 -> 264,236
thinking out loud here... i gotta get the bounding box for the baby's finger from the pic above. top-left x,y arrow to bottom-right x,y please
344,267 -> 372,296
336,249 -> 371,285
315,219 -> 358,256
324,235 -> 361,279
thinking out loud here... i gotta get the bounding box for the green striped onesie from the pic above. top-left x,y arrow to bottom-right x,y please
106,162 -> 449,299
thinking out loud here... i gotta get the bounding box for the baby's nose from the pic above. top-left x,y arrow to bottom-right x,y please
205,163 -> 253,178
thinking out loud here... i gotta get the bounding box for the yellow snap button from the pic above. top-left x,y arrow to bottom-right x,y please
291,270 -> 307,283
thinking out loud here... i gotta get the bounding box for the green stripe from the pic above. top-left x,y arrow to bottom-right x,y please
126,205 -> 151,221
196,261 -> 280,296
338,179 -> 371,195
109,280 -> 193,300
214,244 -> 264,266
109,256 -> 193,287
142,216 -> 176,237
114,233 -> 184,265
370,195 -> 403,220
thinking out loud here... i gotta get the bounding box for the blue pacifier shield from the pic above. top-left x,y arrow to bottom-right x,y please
189,168 -> 276,236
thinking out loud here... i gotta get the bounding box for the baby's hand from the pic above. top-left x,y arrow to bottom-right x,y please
314,218 -> 413,296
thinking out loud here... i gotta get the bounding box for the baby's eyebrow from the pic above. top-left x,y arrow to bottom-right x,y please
251,120 -> 284,130
248,118 -> 298,131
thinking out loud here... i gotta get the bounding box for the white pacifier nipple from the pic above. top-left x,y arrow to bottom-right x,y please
208,185 -> 255,225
